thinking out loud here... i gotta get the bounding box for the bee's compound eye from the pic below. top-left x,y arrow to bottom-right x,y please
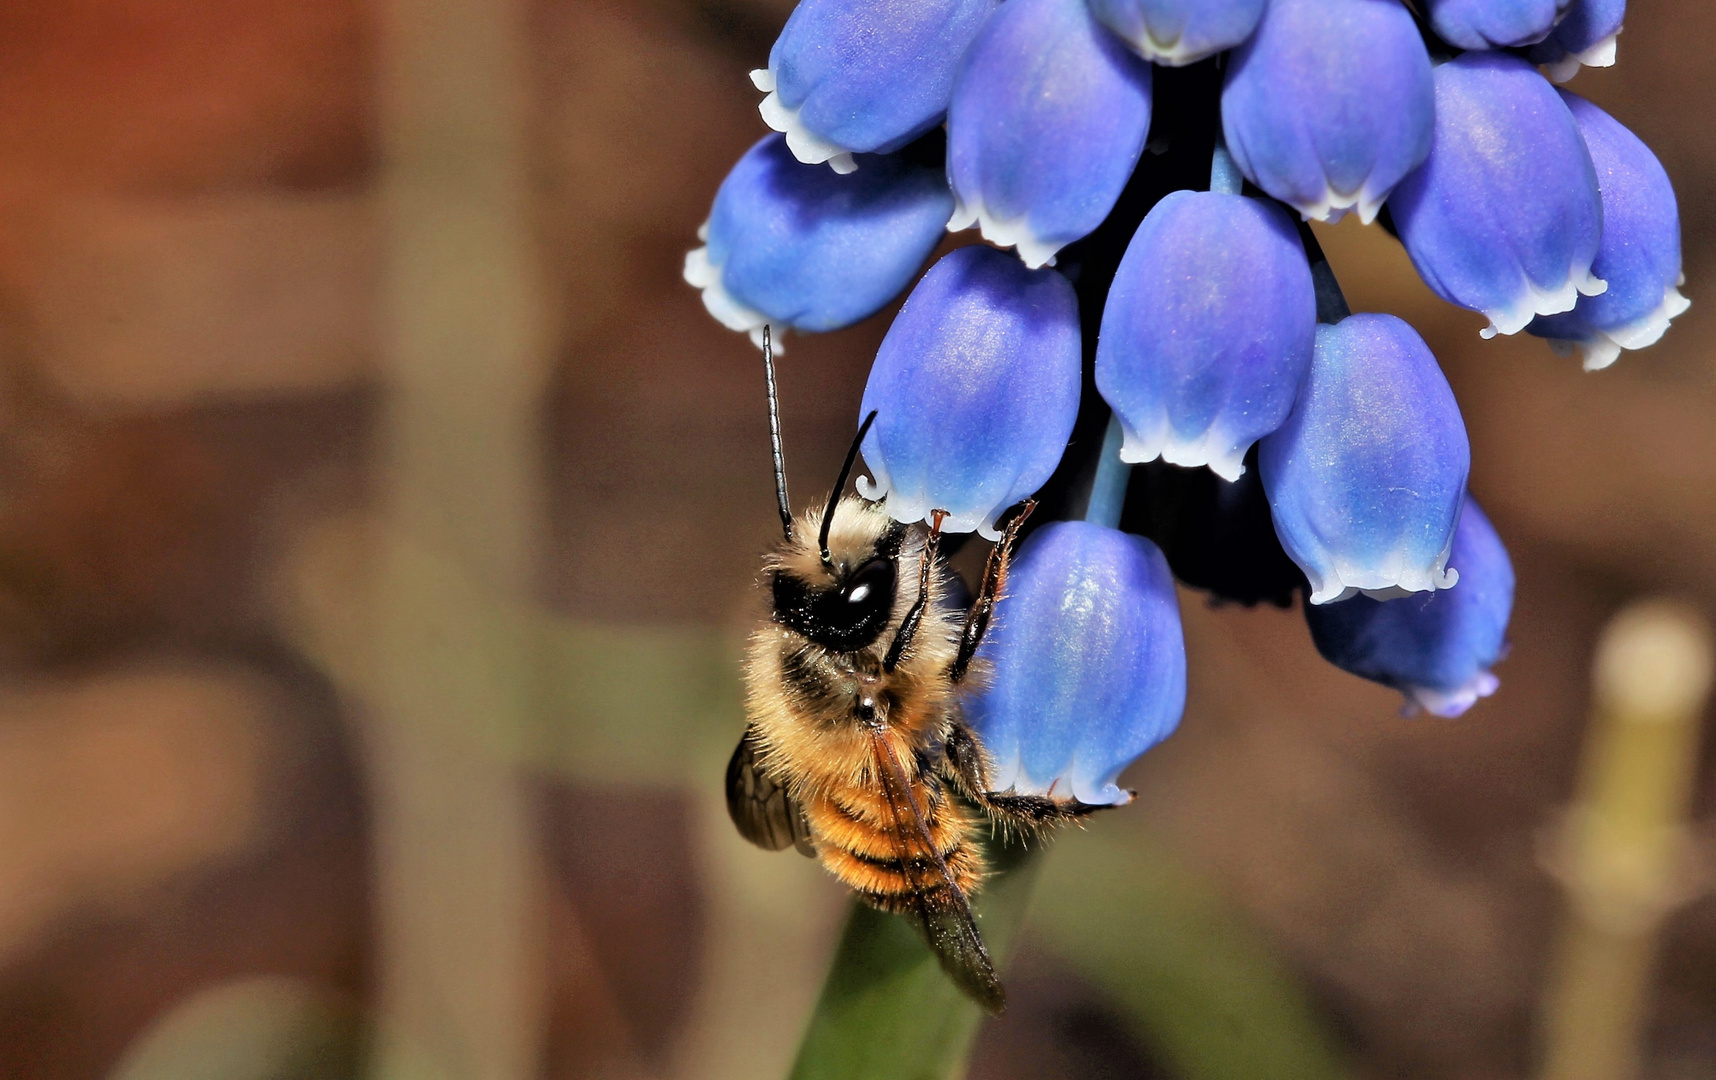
842,558 -> 894,610
772,556 -> 900,653
808,556 -> 898,653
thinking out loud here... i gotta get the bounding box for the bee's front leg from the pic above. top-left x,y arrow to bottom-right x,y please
940,721 -> 1109,835
949,500 -> 1034,686
883,511 -> 946,672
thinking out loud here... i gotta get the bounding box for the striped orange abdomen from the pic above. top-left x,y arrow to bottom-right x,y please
802,774 -> 985,909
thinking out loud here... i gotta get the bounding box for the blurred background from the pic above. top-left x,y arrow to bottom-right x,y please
2,1 -> 1716,1079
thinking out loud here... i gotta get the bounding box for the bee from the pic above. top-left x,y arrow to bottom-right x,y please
725,328 -> 1098,1013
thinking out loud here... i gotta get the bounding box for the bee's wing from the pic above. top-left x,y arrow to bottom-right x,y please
866,728 -> 1005,1014
725,726 -> 815,856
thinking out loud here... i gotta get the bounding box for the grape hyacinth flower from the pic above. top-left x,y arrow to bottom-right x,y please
1389,53 -> 1607,339
1425,0 -> 1568,51
1086,0 -> 1266,67
1095,188 -> 1316,481
685,135 -> 955,347
1260,314 -> 1471,605
1306,500 -> 1515,718
688,0 -> 1691,1034
1221,0 -> 1434,223
692,0 -> 1686,720
1531,0 -> 1626,83
945,0 -> 1152,268
967,521 -> 1187,805
1529,92 -> 1690,370
857,245 -> 1081,539
753,0 -> 1000,173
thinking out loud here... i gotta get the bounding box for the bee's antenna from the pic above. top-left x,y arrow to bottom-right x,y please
761,324 -> 794,540
820,409 -> 878,567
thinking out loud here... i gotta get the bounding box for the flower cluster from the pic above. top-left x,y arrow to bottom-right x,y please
688,0 -> 1682,789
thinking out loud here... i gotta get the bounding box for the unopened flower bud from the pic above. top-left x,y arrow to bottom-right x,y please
685,135 -> 955,346
1306,500 -> 1514,717
754,0 -> 1000,173
1529,91 -> 1689,370
1389,53 -> 1606,338
1260,314 -> 1470,605
1426,0 -> 1568,50
1086,0 -> 1265,66
1530,0 -> 1625,83
1221,0 -> 1434,224
946,0 -> 1153,269
858,246 -> 1081,539
968,521 -> 1186,805
1095,190 -> 1316,480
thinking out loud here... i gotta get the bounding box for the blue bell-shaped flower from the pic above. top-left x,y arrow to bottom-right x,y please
1425,0 -> 1568,50
858,245 -> 1081,538
946,0 -> 1152,269
1085,0 -> 1266,66
1389,53 -> 1606,338
684,135 -> 956,347
1528,91 -> 1689,370
1530,0 -> 1625,83
967,521 -> 1186,805
1259,314 -> 1471,605
1095,190 -> 1316,481
1220,0 -> 1433,224
1305,499 -> 1514,718
754,0 -> 1001,173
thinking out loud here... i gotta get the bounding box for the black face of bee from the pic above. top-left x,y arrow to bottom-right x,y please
773,555 -> 900,653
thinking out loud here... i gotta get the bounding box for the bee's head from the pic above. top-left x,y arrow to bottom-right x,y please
771,498 -> 906,654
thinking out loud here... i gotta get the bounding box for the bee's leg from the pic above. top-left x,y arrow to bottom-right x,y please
949,500 -> 1035,686
940,720 -> 1109,834
883,511 -> 946,672
939,719 -> 997,802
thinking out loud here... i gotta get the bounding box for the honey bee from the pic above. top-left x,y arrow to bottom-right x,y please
726,328 -> 1097,1013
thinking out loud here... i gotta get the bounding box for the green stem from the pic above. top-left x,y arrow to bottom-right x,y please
787,834 -> 1041,1080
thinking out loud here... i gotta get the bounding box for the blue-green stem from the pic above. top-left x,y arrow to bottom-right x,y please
1210,138 -> 1243,196
1082,413 -> 1130,529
